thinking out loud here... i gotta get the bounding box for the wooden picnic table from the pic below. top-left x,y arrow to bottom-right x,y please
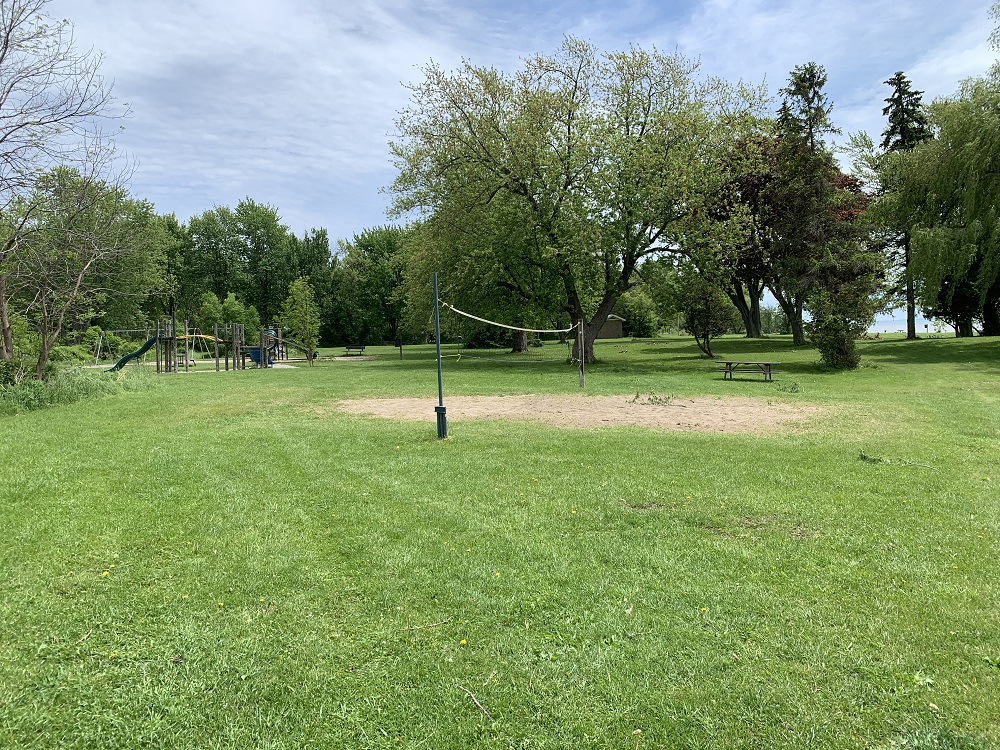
717,360 -> 781,381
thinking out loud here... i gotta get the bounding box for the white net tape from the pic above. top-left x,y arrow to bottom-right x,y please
439,301 -> 577,334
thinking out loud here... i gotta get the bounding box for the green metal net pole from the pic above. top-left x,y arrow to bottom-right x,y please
433,273 -> 447,439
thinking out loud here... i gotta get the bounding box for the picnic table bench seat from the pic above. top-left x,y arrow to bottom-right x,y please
717,361 -> 781,381
344,345 -> 366,355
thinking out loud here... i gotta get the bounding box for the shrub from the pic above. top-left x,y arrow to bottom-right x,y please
0,367 -> 153,415
678,272 -> 742,357
0,358 -> 29,387
49,344 -> 90,364
614,290 -> 660,338
806,289 -> 873,369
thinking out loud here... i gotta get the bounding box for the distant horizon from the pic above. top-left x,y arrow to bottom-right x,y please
870,311 -> 941,334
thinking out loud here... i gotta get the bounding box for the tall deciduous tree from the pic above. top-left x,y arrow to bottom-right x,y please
680,126 -> 777,338
766,63 -> 883,365
403,198 -> 568,352
390,38 -> 751,363
678,266 -> 742,358
281,277 -> 320,362
882,70 -> 1000,335
336,226 -> 409,346
13,168 -> 157,377
184,199 -> 297,325
235,198 -> 294,324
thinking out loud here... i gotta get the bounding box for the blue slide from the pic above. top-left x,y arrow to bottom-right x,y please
246,346 -> 274,367
106,336 -> 158,373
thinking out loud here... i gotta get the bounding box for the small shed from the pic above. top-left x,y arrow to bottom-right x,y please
597,314 -> 625,339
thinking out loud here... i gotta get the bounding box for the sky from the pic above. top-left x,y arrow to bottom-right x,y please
48,0 -> 997,244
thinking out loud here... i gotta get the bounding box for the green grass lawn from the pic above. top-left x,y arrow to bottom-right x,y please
1,335 -> 998,749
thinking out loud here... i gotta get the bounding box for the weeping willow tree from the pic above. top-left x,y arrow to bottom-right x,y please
876,69 -> 1000,335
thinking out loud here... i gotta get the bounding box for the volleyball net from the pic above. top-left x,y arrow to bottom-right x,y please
439,300 -> 576,359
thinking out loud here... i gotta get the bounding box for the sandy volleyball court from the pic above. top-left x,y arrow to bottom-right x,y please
333,394 -> 822,433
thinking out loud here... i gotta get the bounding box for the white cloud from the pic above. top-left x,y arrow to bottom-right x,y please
43,0 -> 1000,237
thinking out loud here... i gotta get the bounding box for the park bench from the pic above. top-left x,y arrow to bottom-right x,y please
344,345 -> 366,356
717,360 -> 781,382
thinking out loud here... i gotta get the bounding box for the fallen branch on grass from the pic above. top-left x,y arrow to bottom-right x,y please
858,451 -> 937,470
74,629 -> 93,645
403,618 -> 451,632
456,683 -> 492,719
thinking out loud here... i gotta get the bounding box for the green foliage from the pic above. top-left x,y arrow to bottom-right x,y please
678,271 -> 742,356
875,68 -> 1000,335
281,278 -> 321,361
391,37 -> 759,362
182,200 -> 300,324
334,226 -> 409,345
777,62 -> 839,151
640,258 -> 685,332
0,366 -> 151,415
221,293 -> 260,333
807,294 -> 863,368
768,63 -> 844,345
47,344 -> 90,364
6,167 -> 161,377
7,313 -> 37,358
196,292 -> 225,333
679,120 -> 776,338
81,326 -> 102,355
460,324 -> 511,349
760,304 -> 790,334
0,357 -> 28,387
881,72 -> 931,153
614,289 -> 659,337
79,328 -> 141,361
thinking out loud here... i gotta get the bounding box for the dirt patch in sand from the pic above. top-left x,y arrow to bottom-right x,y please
331,394 -> 823,433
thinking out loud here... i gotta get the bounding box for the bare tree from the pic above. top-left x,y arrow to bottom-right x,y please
0,0 -> 119,361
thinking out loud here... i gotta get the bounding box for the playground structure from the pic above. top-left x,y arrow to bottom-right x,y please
104,317 -> 251,373
262,324 -> 316,362
103,317 -> 316,373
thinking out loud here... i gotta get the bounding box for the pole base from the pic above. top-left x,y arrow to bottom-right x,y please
435,405 -> 448,439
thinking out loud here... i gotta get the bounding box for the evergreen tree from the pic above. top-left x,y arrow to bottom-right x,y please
770,63 -> 882,366
881,72 -> 931,152
880,72 -> 931,338
768,63 -> 840,345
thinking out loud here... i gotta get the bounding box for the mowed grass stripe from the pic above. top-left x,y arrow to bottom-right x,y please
0,335 -> 997,748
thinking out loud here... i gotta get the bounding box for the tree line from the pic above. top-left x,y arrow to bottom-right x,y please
388,31 -> 999,367
3,0 -> 999,379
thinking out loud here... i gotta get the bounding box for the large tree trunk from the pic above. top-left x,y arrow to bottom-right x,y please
726,279 -> 764,338
981,282 -> 1000,336
956,315 -> 974,337
789,312 -> 805,346
906,281 -> 917,339
35,325 -> 57,380
563,268 -> 615,365
571,321 -> 597,364
510,329 -> 528,353
0,274 -> 12,360
770,285 -> 806,345
905,239 -> 917,339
